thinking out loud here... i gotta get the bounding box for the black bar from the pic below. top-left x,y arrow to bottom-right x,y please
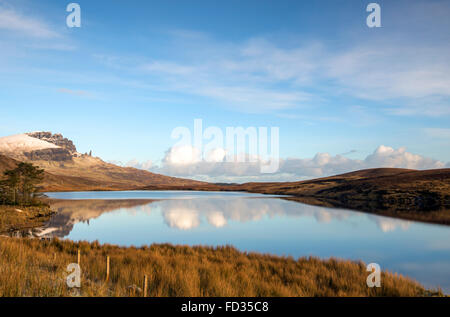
0,297 -> 448,314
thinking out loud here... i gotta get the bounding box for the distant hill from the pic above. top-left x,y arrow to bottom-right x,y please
237,167 -> 450,197
234,168 -> 450,224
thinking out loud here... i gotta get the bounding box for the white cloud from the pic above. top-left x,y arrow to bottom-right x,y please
206,211 -> 227,228
108,159 -> 153,171
124,145 -> 447,183
2,1 -> 449,118
163,145 -> 201,165
326,46 -> 450,98
364,145 -> 445,170
25,42 -> 76,51
126,33 -> 450,115
0,6 -> 59,38
368,216 -> 411,233
125,159 -> 153,171
424,128 -> 450,139
141,61 -> 197,76
86,1 -> 450,116
58,88 -> 92,97
205,148 -> 226,163
137,59 -> 312,112
163,207 -> 200,230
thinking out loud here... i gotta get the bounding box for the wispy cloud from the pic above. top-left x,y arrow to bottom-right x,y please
0,5 -> 59,38
24,42 -> 76,51
326,45 -> 450,115
57,88 -> 93,97
97,24 -> 450,116
424,128 -> 450,139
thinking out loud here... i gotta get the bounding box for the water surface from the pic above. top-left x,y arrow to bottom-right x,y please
45,191 -> 450,292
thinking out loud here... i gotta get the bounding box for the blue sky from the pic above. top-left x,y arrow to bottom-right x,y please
0,0 -> 449,181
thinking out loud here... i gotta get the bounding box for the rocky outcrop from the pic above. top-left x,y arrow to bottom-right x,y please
26,132 -> 77,153
24,148 -> 73,162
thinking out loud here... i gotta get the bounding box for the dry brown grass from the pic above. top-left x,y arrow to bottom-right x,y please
0,205 -> 54,234
0,237 -> 439,297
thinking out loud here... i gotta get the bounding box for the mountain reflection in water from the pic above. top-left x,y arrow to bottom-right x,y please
44,197 -> 412,237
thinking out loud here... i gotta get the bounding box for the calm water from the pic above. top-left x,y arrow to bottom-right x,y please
45,191 -> 450,292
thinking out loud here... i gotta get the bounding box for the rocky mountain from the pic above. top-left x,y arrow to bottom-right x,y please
0,132 -> 205,191
0,133 -> 59,159
26,132 -> 77,153
21,132 -> 77,161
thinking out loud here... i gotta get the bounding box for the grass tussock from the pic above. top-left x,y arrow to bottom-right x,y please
0,237 -> 439,297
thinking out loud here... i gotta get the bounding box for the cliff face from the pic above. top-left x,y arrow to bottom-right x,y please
20,132 -> 77,162
26,132 -> 77,153
24,148 -> 73,162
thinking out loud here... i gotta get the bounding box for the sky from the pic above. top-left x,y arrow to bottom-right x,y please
0,0 -> 449,182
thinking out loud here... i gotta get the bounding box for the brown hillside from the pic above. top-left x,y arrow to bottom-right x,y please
32,156 -> 205,191
0,154 -> 204,192
234,168 -> 450,224
0,155 -> 19,174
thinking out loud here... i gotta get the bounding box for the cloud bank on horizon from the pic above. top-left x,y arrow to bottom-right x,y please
120,144 -> 448,183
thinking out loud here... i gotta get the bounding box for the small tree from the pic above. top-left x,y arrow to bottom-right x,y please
0,179 -> 10,205
1,163 -> 44,206
3,169 -> 19,204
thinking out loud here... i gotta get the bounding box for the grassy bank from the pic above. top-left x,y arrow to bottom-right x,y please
0,205 -> 54,235
0,237 -> 440,297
